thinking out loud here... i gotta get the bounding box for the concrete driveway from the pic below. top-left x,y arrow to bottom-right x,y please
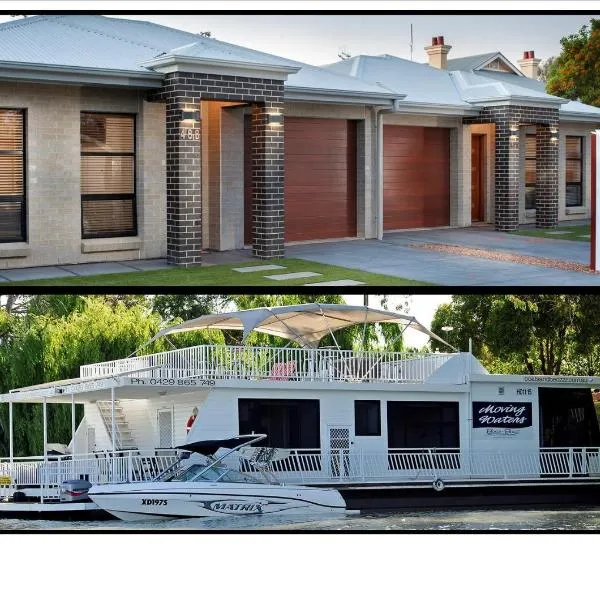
288,227 -> 598,286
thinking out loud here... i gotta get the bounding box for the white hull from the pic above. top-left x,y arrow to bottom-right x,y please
89,482 -> 347,521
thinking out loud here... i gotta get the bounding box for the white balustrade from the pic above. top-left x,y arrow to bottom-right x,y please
80,345 -> 456,384
2,448 -> 599,496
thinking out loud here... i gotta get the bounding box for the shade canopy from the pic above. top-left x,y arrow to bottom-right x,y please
145,303 -> 454,350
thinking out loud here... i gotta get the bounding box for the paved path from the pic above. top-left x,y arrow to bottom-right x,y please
288,228 -> 599,286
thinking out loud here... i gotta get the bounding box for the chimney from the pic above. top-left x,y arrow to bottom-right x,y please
425,35 -> 452,69
518,50 -> 541,79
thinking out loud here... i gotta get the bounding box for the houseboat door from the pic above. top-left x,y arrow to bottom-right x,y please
327,426 -> 351,479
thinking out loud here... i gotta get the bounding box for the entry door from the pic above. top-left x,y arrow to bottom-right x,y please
328,426 -> 351,478
471,134 -> 484,222
157,409 -> 174,449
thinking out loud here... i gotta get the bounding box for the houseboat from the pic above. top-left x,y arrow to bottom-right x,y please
1,302 -> 600,518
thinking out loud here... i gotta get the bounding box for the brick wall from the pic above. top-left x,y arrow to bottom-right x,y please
0,82 -> 166,269
465,105 -> 560,231
149,72 -> 285,264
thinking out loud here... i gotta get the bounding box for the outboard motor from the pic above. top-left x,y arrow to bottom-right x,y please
60,480 -> 93,502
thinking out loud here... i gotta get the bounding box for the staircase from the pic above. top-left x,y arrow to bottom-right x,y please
96,400 -> 137,450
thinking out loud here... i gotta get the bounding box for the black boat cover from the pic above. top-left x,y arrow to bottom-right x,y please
176,434 -> 266,456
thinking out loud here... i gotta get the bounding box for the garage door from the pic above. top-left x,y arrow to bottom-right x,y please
284,118 -> 357,242
383,126 -> 450,230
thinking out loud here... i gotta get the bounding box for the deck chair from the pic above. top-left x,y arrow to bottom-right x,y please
267,360 -> 297,381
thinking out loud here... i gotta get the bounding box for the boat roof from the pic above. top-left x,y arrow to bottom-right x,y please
176,434 -> 266,456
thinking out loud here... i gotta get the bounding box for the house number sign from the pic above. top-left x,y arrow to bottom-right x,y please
180,128 -> 200,140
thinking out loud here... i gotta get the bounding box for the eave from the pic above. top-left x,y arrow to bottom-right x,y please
0,61 -> 164,88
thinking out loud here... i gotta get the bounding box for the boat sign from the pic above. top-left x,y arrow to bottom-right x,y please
472,402 -> 533,428
0,475 -> 12,485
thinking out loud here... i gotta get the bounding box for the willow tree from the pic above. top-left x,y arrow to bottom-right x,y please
0,296 -> 165,457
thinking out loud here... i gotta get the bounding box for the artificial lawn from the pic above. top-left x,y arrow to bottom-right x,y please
8,258 -> 432,287
510,224 -> 590,242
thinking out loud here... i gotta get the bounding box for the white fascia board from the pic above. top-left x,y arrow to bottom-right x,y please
391,101 -> 480,117
559,112 -> 600,124
468,96 -> 567,108
145,56 -> 300,80
284,86 -> 400,106
0,61 -> 163,88
470,374 -> 600,386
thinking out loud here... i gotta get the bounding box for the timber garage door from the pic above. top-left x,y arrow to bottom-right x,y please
284,118 -> 357,242
383,125 -> 450,230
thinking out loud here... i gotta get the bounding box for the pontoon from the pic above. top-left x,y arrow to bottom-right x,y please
1,302 -> 600,517
89,433 -> 346,521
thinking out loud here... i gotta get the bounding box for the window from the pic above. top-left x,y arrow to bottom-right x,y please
387,401 -> 459,448
0,109 -> 25,242
525,134 -> 536,210
81,112 -> 136,238
355,400 -> 381,436
566,136 -> 583,207
238,398 -> 320,449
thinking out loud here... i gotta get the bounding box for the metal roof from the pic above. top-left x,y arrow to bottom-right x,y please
0,15 -> 399,101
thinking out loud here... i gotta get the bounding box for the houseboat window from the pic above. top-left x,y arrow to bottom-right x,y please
565,136 -> 583,207
355,400 -> 381,436
525,134 -> 536,210
0,109 -> 25,242
539,388 -> 600,447
238,398 -> 320,449
387,401 -> 459,448
80,112 -> 137,238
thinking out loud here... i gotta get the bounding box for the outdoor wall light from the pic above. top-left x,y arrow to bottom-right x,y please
180,109 -> 201,123
550,136 -> 559,143
509,124 -> 519,132
267,113 -> 283,126
550,126 -> 558,134
509,134 -> 519,142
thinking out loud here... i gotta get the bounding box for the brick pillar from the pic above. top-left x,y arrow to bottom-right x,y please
535,123 -> 559,228
165,100 -> 202,265
251,103 -> 285,259
494,122 -> 520,231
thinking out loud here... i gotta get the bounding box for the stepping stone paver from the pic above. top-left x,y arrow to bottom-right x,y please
304,279 -> 365,286
233,265 -> 286,273
265,271 -> 321,281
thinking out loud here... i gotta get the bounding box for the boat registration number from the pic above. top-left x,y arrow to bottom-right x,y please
142,499 -> 168,506
0,475 -> 11,485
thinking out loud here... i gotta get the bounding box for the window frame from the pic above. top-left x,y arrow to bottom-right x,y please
354,400 -> 381,437
80,111 -> 137,239
0,108 -> 26,243
565,135 -> 583,208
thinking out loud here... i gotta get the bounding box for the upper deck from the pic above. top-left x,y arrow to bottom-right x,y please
79,345 -> 460,385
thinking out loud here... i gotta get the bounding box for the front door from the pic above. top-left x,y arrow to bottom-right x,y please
327,426 -> 351,478
471,134 -> 484,222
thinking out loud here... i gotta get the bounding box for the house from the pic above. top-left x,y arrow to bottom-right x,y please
0,15 -> 599,269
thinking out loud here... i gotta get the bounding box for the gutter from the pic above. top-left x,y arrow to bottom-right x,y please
0,60 -> 164,88
285,86 -> 400,106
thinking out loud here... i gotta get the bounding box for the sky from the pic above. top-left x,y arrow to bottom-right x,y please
0,12 -> 597,67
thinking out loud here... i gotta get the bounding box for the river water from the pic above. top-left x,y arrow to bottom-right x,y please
1,507 -> 600,531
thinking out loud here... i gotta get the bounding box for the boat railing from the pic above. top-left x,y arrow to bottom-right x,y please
2,447 -> 599,498
79,345 -> 456,384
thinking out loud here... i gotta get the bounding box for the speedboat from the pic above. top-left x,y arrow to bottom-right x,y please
88,434 -> 347,521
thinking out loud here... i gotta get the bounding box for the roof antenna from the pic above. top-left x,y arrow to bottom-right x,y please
410,23 -> 414,61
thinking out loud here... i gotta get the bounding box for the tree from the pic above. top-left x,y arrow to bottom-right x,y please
430,295 -> 600,376
537,56 -> 556,82
0,296 -> 166,456
546,19 -> 600,106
